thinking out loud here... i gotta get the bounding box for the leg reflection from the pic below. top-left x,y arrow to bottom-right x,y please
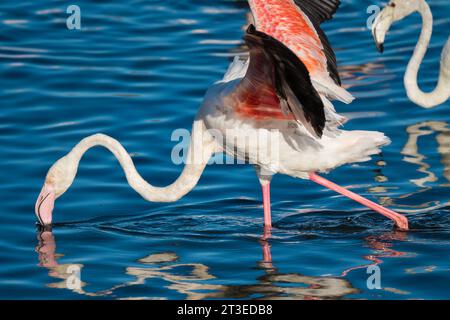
253,228 -> 358,299
36,228 -> 360,299
259,226 -> 274,271
341,231 -> 409,277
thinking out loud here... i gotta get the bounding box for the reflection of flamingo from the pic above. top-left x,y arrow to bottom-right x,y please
35,230 -> 217,298
402,121 -> 450,186
372,0 -> 450,108
35,229 -> 358,300
260,227 -> 274,271
36,231 -> 87,295
364,121 -> 450,212
340,231 -> 408,277
376,121 -> 450,212
338,62 -> 386,89
35,0 -> 408,230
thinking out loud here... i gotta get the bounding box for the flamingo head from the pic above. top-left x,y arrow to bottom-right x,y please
372,0 -> 420,53
35,155 -> 78,227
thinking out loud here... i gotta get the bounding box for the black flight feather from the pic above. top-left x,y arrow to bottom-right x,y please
244,25 -> 326,137
293,0 -> 342,85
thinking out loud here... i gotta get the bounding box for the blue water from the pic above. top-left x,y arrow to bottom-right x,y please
0,0 -> 449,300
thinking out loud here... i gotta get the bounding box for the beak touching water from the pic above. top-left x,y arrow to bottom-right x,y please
35,183 -> 55,227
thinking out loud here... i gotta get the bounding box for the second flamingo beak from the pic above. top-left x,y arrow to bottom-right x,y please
35,183 -> 56,227
371,7 -> 394,54
374,34 -> 384,53
372,23 -> 386,53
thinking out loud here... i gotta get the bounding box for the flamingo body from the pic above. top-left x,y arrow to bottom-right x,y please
35,0 -> 409,231
201,59 -> 389,179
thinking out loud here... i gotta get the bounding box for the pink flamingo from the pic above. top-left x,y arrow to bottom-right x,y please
35,0 -> 409,230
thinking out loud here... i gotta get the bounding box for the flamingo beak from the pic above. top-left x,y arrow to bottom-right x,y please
371,7 -> 394,54
372,23 -> 385,53
375,41 -> 384,54
35,183 -> 56,227
373,31 -> 384,53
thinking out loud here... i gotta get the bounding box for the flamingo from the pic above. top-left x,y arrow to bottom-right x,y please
35,0 -> 409,230
372,0 -> 450,108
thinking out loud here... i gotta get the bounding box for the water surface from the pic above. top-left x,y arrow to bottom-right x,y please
1,0 -> 449,299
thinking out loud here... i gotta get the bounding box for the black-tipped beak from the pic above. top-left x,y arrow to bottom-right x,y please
373,28 -> 384,53
375,41 -> 384,53
35,183 -> 55,227
36,221 -> 53,232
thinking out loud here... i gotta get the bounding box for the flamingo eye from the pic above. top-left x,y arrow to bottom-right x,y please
390,2 -> 396,7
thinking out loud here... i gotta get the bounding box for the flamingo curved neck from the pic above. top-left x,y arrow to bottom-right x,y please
404,1 -> 449,108
68,119 -> 216,203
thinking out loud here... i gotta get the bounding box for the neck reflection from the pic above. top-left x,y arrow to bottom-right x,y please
36,227 -> 366,299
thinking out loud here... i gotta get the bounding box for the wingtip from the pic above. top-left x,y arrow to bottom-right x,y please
246,24 -> 256,34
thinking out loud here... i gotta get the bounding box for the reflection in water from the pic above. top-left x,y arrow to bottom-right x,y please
338,62 -> 388,90
32,46 -> 446,300
364,121 -> 450,213
36,231 -> 87,295
341,231 -> 409,277
36,228 -> 365,299
402,121 -> 450,187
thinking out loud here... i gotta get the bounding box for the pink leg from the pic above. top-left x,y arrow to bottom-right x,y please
261,183 -> 272,228
309,173 -> 409,231
260,226 -> 273,269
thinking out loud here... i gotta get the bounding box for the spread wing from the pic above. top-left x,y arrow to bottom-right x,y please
294,0 -> 341,23
234,25 -> 326,138
294,0 -> 342,85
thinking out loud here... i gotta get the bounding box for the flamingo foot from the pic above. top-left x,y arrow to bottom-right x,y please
309,173 -> 409,231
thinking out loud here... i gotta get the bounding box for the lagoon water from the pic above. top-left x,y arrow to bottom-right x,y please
0,0 -> 449,299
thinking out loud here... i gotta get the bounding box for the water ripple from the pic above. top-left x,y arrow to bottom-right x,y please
1,0 -> 449,299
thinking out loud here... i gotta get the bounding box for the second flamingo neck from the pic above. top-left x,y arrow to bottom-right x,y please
404,2 -> 449,108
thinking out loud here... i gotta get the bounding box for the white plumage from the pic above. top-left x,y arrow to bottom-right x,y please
202,57 -> 390,179
34,0 -> 409,231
